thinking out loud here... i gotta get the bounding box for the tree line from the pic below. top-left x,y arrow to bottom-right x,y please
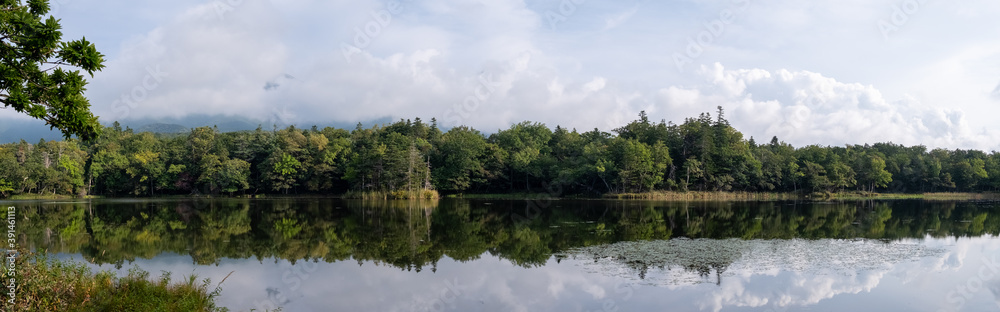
2,107 -> 999,198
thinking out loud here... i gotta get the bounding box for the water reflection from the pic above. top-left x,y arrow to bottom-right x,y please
5,198 -> 1000,311
567,237 -> 959,311
13,199 -> 999,267
566,238 -> 944,285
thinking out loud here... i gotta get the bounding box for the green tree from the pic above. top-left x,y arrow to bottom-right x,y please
86,128 -> 130,195
800,161 -> 830,192
984,153 -> 1000,191
0,0 -> 106,140
434,126 -> 487,192
826,161 -> 856,192
187,126 -> 219,164
302,127 -> 350,192
199,156 -> 250,195
547,126 -> 587,191
55,141 -> 86,195
124,132 -> 163,195
651,141 -> 673,189
953,158 -> 988,190
272,153 -> 301,194
709,107 -> 760,191
491,121 -> 552,191
858,155 -> 892,192
613,139 -> 665,193
0,179 -> 11,198
682,157 -> 704,191
343,125 -> 384,190
581,133 -> 616,193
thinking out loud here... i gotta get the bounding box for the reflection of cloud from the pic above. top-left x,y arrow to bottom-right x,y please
570,239 -> 944,283
992,280 -> 1000,308
569,238 -> 948,312
546,268 -> 607,300
265,287 -> 290,305
702,270 -> 886,312
891,236 -> 969,284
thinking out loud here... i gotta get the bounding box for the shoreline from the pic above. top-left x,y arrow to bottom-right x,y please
4,191 -> 999,202
453,191 -> 1000,201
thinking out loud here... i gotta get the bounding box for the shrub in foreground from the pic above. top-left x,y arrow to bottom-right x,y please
1,247 -> 232,312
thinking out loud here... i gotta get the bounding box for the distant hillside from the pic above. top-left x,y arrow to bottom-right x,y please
0,119 -> 66,143
137,123 -> 189,134
0,114 -> 399,143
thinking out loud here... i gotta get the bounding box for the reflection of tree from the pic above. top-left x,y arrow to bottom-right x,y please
9,199 -> 1000,271
189,200 -> 251,265
574,239 -> 745,284
570,237 -> 944,287
18,203 -> 90,253
431,200 -> 489,262
614,203 -> 671,241
346,200 -> 441,272
490,226 -> 551,267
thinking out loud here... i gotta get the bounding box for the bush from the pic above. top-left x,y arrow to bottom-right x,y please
1,247 -> 235,312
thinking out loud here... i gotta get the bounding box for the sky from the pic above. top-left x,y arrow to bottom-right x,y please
2,0 -> 1000,150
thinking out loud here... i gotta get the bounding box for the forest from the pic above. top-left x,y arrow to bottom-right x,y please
1,107 -> 999,198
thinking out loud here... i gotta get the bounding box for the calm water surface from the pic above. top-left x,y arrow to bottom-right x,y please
3,198 -> 999,311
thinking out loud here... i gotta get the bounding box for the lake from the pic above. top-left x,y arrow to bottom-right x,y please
2,198 -> 999,311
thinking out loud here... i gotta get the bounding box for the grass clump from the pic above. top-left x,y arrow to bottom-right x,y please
920,192 -> 1000,200
604,191 -> 797,201
6,194 -> 80,200
1,247 -> 232,312
343,189 -> 439,199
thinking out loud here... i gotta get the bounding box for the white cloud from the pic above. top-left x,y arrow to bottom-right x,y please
5,0 -> 1000,151
88,0 -> 289,121
651,63 -> 1000,151
603,5 -> 639,30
